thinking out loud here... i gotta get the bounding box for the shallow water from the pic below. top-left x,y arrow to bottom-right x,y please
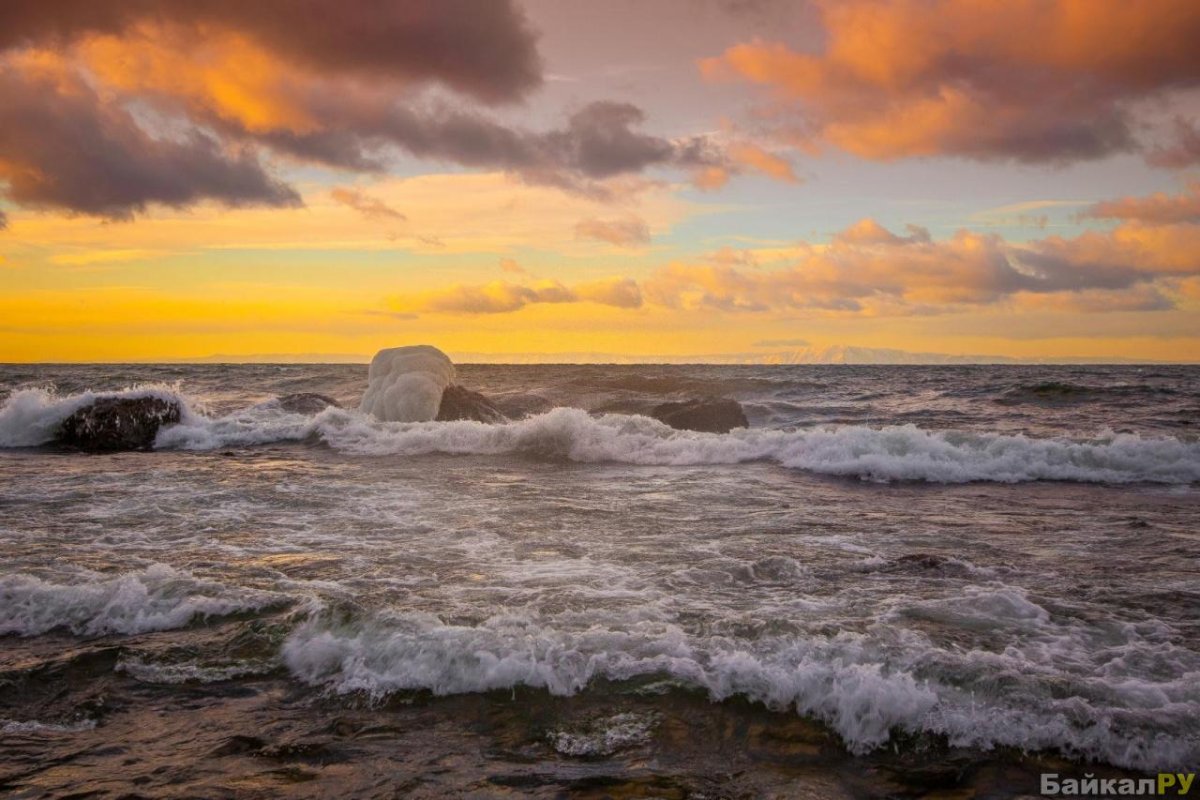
1,363 -> 1197,797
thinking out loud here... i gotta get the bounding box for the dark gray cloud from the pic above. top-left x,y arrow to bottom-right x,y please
211,97 -> 729,195
0,0 -> 541,104
1147,118 -> 1200,169
0,66 -> 300,220
0,1 -> 730,222
227,97 -> 724,181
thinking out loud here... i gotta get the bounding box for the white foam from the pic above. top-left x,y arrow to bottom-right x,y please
0,564 -> 284,637
117,657 -> 274,684
0,385 -> 193,448
358,345 -> 455,422
280,598 -> 1200,772
548,711 -> 659,757
158,406 -> 1200,485
1,718 -> 97,735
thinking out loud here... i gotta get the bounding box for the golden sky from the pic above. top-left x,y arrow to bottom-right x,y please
1,0 -> 1198,362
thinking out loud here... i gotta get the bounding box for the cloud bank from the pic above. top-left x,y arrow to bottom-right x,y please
701,0 -> 1200,165
393,184 -> 1200,317
0,1 -> 744,223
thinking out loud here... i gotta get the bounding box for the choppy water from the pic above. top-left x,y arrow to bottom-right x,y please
1,363 -> 1198,798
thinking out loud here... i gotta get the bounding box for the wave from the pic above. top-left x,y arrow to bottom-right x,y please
0,564 -> 286,637
281,594 -> 1199,772
3,384 -> 1197,483
996,381 -> 1181,406
158,406 -> 1200,484
1,718 -> 97,735
0,385 -> 196,448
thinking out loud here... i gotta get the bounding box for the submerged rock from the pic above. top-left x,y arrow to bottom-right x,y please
650,397 -> 747,434
276,393 -> 341,414
437,385 -> 508,424
57,396 -> 182,452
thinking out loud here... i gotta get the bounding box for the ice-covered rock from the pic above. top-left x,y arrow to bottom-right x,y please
359,346 -> 455,422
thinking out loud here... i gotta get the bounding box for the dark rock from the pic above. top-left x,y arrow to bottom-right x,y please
492,393 -> 556,419
210,734 -> 266,757
276,393 -> 341,414
895,553 -> 949,570
57,396 -> 182,452
650,397 -> 748,434
437,385 -> 508,424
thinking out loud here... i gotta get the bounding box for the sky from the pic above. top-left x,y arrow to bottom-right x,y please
1,0 -> 1198,363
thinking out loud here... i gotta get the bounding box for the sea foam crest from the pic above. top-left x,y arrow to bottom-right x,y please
0,564 -> 284,637
158,406 -> 1200,484
281,596 -> 1200,772
0,385 -> 195,448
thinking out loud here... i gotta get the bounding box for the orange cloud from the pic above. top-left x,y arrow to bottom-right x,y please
330,187 -> 407,222
574,277 -> 644,309
0,3 -> 747,223
701,0 -> 1200,163
729,143 -> 799,183
395,277 -> 643,315
1083,182 -> 1200,225
388,196 -> 1200,318
574,215 -> 651,247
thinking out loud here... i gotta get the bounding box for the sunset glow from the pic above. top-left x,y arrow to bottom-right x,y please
1,0 -> 1198,362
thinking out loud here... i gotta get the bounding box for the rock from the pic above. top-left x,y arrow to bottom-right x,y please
360,345 -> 454,422
56,396 -> 182,452
650,397 -> 747,434
492,393 -> 556,420
276,393 -> 341,414
437,385 -> 508,424
895,553 -> 949,570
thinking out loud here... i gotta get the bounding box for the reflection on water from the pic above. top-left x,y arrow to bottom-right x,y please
1,363 -> 1198,796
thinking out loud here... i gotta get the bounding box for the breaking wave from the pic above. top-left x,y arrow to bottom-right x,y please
281,594 -> 1200,772
0,564 -> 286,637
3,383 -> 1197,483
157,405 -> 1200,484
0,385 -> 195,448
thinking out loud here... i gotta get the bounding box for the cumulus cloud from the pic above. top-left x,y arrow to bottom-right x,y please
700,0 -> 1200,164
1083,182 -> 1200,225
0,62 -> 299,220
643,217 -> 1199,315
397,277 -> 643,314
410,281 -> 574,315
0,0 -> 542,104
330,188 -> 406,222
391,197 -> 1200,317
729,143 -> 798,182
574,276 -> 644,308
574,215 -> 652,247
499,258 -> 525,274
0,1 -> 753,222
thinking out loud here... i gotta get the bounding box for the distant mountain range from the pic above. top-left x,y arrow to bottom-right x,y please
157,345 -> 1169,365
